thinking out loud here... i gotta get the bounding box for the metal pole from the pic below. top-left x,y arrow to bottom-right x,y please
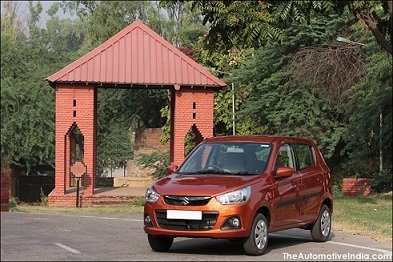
232,82 -> 235,135
76,178 -> 80,208
379,111 -> 383,172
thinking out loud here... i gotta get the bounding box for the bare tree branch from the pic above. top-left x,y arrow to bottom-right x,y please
286,44 -> 366,107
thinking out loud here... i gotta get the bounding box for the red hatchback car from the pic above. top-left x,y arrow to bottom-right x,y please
144,136 -> 333,255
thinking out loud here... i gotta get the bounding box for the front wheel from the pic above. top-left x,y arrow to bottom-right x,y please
310,205 -> 331,242
147,234 -> 174,252
242,213 -> 268,256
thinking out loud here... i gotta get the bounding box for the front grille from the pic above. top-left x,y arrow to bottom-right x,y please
155,210 -> 218,231
164,195 -> 211,206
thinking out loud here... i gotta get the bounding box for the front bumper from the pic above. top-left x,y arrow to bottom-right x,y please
143,197 -> 252,239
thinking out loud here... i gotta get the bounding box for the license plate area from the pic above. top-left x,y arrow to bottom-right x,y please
166,210 -> 202,220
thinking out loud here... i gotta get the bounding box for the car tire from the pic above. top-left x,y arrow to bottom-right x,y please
147,234 -> 174,252
311,204 -> 331,242
242,213 -> 268,256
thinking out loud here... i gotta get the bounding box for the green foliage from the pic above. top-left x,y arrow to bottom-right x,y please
1,1 -> 87,173
97,120 -> 133,176
9,197 -> 17,209
196,0 -> 392,53
159,106 -> 170,145
342,48 -> 392,172
195,1 -> 281,50
81,1 -> 151,48
184,129 -> 196,157
159,1 -> 207,47
1,29 -> 55,172
136,153 -> 169,180
372,169 -> 393,193
96,88 -> 167,174
229,14 -> 350,158
130,196 -> 145,207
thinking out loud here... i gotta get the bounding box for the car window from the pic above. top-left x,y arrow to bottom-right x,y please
274,144 -> 295,170
294,144 -> 315,169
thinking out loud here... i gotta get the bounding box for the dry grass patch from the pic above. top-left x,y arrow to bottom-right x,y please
14,197 -> 145,216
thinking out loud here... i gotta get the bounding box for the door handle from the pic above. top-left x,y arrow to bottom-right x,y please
265,192 -> 273,203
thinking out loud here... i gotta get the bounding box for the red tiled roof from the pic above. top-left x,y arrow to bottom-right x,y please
46,20 -> 226,87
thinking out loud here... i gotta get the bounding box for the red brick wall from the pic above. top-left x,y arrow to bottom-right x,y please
1,175 -> 10,212
50,85 -> 97,198
170,87 -> 214,165
135,128 -> 169,153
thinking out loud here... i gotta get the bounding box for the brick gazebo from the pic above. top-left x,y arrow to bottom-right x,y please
46,20 -> 226,207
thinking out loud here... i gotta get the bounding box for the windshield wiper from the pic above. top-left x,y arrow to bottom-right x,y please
181,170 -> 259,175
192,169 -> 232,174
233,171 -> 260,176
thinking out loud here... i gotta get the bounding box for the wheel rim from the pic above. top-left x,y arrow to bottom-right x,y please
320,210 -> 331,237
254,219 -> 267,250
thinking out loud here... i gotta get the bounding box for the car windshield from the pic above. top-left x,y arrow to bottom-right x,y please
178,142 -> 272,175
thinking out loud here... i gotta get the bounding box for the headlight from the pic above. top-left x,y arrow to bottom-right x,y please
145,186 -> 160,203
216,186 -> 251,205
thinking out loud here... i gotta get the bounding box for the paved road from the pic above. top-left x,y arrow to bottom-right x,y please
1,212 -> 391,261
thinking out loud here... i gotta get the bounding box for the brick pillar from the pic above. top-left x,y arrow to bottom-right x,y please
1,174 -> 10,212
171,87 -> 214,166
50,85 -> 97,198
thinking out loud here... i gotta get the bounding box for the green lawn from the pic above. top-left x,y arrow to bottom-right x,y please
11,193 -> 392,244
333,192 -> 392,243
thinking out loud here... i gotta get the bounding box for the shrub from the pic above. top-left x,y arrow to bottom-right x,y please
130,196 -> 145,207
9,197 -> 17,209
136,152 -> 169,180
372,169 -> 392,193
40,187 -> 48,207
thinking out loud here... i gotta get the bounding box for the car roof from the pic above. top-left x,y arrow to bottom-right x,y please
204,135 -> 315,145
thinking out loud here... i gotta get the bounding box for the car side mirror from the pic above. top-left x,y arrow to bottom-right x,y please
276,167 -> 294,178
166,164 -> 178,175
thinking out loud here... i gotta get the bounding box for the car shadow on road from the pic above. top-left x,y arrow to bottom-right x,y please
169,231 -> 336,256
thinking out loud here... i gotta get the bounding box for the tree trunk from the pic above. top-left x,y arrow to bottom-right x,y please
355,8 -> 392,54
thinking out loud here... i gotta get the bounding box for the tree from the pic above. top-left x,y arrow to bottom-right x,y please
342,41 -> 392,177
227,13 -> 358,160
1,13 -> 55,173
0,1 -> 26,41
195,0 -> 392,54
0,1 -> 87,173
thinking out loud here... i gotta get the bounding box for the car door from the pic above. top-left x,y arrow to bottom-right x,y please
293,143 -> 324,222
270,142 -> 302,228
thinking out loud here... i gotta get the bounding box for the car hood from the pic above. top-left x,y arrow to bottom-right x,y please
152,173 -> 261,196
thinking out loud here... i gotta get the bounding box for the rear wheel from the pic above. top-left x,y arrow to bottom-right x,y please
311,205 -> 331,242
242,213 -> 268,256
147,234 -> 174,252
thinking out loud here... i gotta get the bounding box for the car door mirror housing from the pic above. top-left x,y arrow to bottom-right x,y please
276,167 -> 294,178
166,164 -> 178,175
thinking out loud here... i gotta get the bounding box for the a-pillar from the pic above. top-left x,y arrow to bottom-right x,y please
49,84 -> 97,204
170,87 -> 214,166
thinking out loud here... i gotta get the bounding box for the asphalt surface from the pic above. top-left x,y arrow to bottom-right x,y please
1,212 -> 392,261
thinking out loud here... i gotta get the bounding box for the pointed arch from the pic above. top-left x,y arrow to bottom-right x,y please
184,124 -> 204,157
